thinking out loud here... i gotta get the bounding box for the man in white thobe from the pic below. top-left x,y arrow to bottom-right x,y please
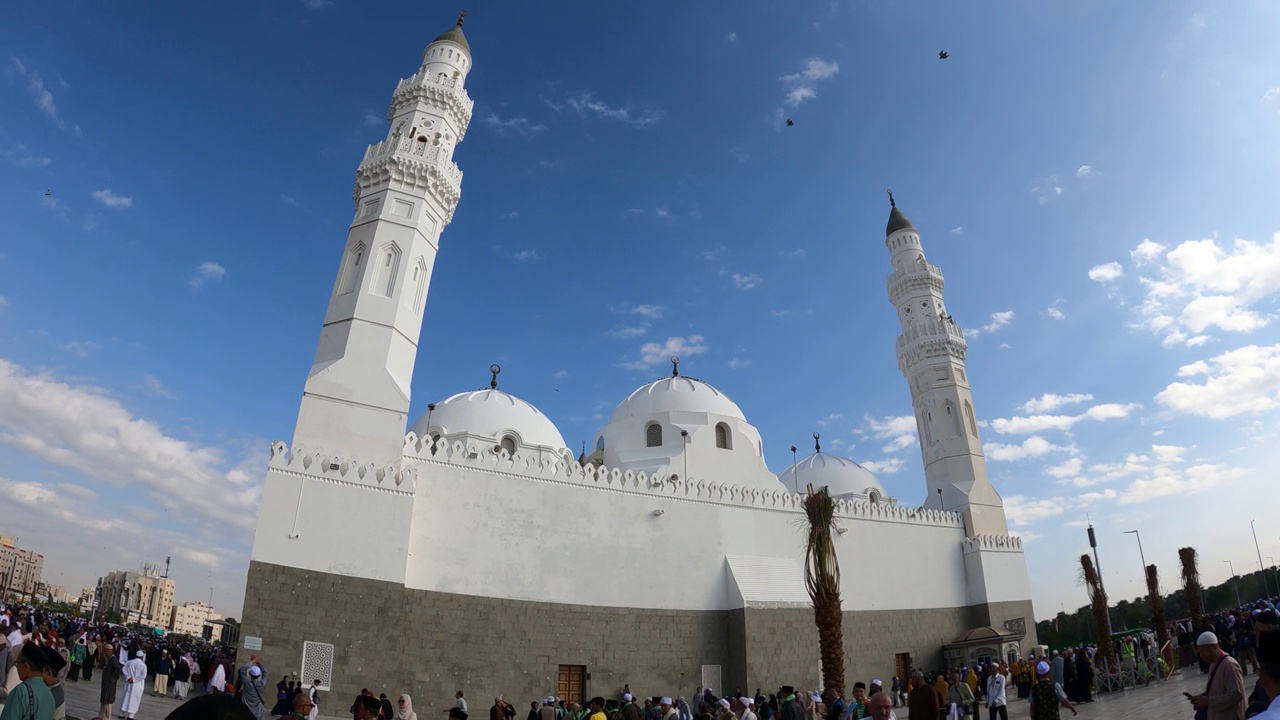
121,650 -> 148,719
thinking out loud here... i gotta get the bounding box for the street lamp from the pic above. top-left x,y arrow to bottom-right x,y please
1251,520 -> 1270,598
1224,560 -> 1243,607
1270,557 -> 1279,601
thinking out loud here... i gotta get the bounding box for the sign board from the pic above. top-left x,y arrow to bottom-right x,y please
244,636 -> 263,651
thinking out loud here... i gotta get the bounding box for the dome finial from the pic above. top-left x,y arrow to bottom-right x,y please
813,431 -> 821,452
670,355 -> 680,377
456,9 -> 468,27
489,363 -> 501,389
887,189 -> 896,208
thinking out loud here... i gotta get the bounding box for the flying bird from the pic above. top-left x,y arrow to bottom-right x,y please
938,51 -> 950,60
785,119 -> 794,127
44,189 -> 51,196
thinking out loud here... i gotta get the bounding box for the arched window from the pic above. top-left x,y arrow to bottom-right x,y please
499,435 -> 516,457
964,401 -> 979,438
715,423 -> 731,449
645,423 -> 662,448
338,242 -> 365,295
868,489 -> 881,505
921,411 -> 933,445
945,402 -> 962,438
595,436 -> 605,452
372,243 -> 401,297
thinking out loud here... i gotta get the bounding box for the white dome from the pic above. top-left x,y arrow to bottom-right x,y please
776,452 -> 888,500
409,388 -> 567,451
609,376 -> 746,424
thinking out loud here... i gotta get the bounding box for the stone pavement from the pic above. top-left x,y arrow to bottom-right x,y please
43,667 -> 1225,720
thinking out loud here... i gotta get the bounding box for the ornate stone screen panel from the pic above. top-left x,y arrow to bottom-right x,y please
301,641 -> 335,691
701,665 -> 722,694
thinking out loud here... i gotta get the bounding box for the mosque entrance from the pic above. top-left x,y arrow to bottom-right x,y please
558,665 -> 585,704
895,652 -> 912,681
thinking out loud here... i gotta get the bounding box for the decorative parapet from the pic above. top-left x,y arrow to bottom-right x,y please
400,433 -> 965,529
887,262 -> 946,304
354,136 -> 462,222
961,534 -> 1024,553
267,440 -> 417,494
390,72 -> 474,138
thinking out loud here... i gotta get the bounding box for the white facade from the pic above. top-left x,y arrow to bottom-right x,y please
170,601 -> 222,636
246,20 -> 1032,653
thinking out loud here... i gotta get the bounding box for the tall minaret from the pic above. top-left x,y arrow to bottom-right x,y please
292,15 -> 475,462
884,193 -> 1008,536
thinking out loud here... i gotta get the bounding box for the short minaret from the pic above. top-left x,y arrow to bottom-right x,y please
883,192 -> 1008,536
292,15 -> 475,462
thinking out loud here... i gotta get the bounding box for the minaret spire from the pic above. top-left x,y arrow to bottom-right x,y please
884,196 -> 1007,536
456,9 -> 467,26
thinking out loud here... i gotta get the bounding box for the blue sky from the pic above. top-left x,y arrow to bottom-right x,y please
2,0 -> 1279,620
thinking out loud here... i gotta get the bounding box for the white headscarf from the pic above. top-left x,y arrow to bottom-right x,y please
397,695 -> 416,720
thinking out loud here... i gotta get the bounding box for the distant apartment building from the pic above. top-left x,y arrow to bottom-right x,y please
169,601 -> 223,636
0,536 -> 44,598
97,570 -> 175,626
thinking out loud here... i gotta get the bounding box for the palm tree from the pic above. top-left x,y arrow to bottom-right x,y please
1080,554 -> 1115,667
803,486 -> 845,697
1180,547 -> 1204,625
1146,564 -> 1173,669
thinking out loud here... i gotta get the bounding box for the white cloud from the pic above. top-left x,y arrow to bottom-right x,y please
508,249 -> 543,262
1264,88 -> 1280,102
631,304 -> 664,319
864,414 -> 917,454
698,245 -> 728,262
547,92 -> 661,127
141,374 -> 178,399
1088,261 -> 1124,282
623,335 -> 709,371
816,413 -> 843,427
1031,175 -> 1063,203
725,32 -> 737,42
0,144 -> 51,168
189,262 -> 226,290
1130,239 -> 1166,265
0,359 -> 261,529
606,325 -> 649,339
990,402 -> 1137,435
0,296 -> 7,312
484,113 -> 547,135
779,249 -> 807,259
984,436 -> 1072,461
280,194 -> 298,207
1045,457 -> 1083,478
62,340 -> 101,358
965,310 -> 1015,338
859,458 -> 905,474
552,370 -> 568,379
1117,463 -> 1242,504
779,58 -> 839,109
727,357 -> 750,370
1004,494 -> 1067,526
7,58 -> 81,135
1042,300 -> 1066,320
1076,165 -> 1094,178
362,109 -> 380,126
951,227 -> 965,235
731,273 -> 761,290
1151,444 -> 1185,463
1155,343 -> 1280,418
91,189 -> 132,209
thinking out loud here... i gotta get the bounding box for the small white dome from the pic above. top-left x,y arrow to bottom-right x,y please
410,389 -> 567,451
609,376 -> 746,424
776,452 -> 888,501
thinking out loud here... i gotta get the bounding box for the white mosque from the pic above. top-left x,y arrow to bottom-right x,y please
239,16 -> 1035,704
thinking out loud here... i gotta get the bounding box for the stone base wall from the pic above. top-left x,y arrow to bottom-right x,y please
241,562 -> 1033,707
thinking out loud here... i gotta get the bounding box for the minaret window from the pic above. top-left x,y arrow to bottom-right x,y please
964,401 -> 979,438
371,243 -> 401,298
946,402 -> 962,438
715,423 -> 731,449
499,435 -> 516,457
338,242 -> 365,295
645,423 -> 662,448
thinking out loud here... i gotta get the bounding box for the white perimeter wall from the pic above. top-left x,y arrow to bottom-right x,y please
402,459 -> 975,612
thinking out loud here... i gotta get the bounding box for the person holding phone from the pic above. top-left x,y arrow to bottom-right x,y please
1189,632 -> 1246,720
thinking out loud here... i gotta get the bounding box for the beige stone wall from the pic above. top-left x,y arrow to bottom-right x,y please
241,562 -> 1034,706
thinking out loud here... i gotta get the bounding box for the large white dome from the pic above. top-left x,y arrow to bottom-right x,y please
776,452 -> 888,501
409,388 -> 567,451
609,376 -> 746,424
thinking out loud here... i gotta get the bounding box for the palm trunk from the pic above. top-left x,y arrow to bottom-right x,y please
1179,547 -> 1204,625
1080,554 -> 1115,666
803,487 -> 845,697
1146,564 -> 1173,668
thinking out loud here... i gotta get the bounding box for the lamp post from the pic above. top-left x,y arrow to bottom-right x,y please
1270,556 -> 1279,600
1224,560 -> 1242,607
1124,529 -> 1151,635
1251,520 -> 1270,598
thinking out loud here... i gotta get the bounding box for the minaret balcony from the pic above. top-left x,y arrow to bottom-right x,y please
888,265 -> 946,303
391,72 -> 474,133
361,136 -> 463,190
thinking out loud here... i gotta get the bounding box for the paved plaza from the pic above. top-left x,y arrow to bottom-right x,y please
47,667 -> 1221,720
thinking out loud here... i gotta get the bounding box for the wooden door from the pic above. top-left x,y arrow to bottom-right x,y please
894,653 -> 912,683
558,665 -> 585,704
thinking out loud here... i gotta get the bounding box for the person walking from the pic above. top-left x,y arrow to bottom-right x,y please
309,679 -> 324,720
120,650 -> 148,720
242,664 -> 271,720
398,695 -> 419,720
96,644 -> 121,720
172,654 -> 192,700
985,664 -> 1007,720
1028,662 -> 1076,720
154,650 -> 173,697
2,644 -> 55,720
1190,632 -> 1247,720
